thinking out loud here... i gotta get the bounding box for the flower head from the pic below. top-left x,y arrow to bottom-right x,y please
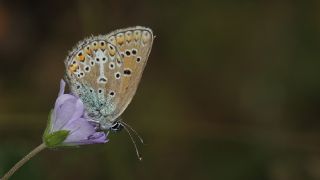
43,80 -> 108,147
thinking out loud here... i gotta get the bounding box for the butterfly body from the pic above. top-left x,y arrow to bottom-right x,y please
64,26 -> 154,130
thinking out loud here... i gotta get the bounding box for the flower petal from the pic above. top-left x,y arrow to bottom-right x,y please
68,98 -> 85,124
44,79 -> 108,147
62,118 -> 108,145
54,94 -> 75,110
52,96 -> 78,131
58,79 -> 66,97
87,132 -> 108,144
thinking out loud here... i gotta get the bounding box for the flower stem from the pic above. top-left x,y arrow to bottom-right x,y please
1,143 -> 46,180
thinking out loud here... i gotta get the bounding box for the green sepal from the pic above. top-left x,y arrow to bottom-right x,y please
42,110 -> 70,148
44,130 -> 70,148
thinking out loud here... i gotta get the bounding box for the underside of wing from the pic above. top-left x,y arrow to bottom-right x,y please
105,26 -> 154,120
64,36 -> 124,126
64,26 -> 154,127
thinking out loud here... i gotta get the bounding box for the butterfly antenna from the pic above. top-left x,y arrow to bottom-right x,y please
121,121 -> 145,144
123,125 -> 143,161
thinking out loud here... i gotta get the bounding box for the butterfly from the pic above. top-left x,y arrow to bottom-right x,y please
64,26 -> 153,138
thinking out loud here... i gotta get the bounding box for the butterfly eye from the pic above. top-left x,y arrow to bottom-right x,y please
110,122 -> 123,131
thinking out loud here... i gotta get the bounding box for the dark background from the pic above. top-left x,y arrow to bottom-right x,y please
1,0 -> 320,179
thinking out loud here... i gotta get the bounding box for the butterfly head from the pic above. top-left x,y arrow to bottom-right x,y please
110,121 -> 124,132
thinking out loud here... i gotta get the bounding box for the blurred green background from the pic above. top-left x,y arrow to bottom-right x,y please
1,0 -> 320,179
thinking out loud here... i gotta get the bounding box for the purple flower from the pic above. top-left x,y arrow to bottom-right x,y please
43,80 -> 108,147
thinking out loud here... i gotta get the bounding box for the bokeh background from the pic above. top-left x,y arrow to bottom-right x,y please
1,0 -> 320,179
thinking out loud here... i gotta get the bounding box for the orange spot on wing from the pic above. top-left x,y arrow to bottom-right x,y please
78,55 -> 85,62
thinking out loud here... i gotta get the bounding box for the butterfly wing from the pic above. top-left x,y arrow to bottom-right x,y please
64,36 -> 124,127
64,26 -> 154,129
105,26 -> 154,120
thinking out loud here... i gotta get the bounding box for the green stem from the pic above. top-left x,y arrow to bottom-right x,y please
1,143 -> 46,180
